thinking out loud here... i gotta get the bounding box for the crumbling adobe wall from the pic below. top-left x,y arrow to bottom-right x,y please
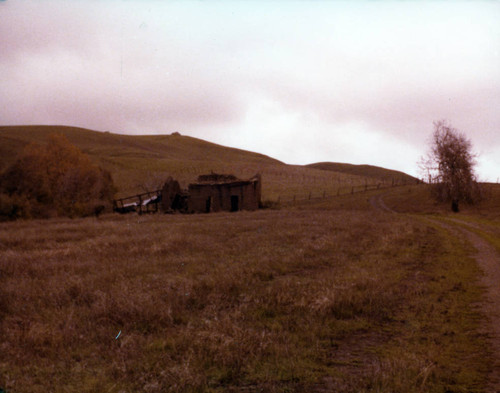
161,177 -> 181,211
188,175 -> 261,213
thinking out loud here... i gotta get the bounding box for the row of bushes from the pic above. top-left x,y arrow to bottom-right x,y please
0,134 -> 116,220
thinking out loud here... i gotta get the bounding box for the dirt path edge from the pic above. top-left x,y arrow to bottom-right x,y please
372,193 -> 500,392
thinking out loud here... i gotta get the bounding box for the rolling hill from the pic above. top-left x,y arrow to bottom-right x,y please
307,162 -> 417,184
0,125 -> 417,200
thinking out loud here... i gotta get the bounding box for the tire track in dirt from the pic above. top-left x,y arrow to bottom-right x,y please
372,192 -> 500,392
455,225 -> 500,392
433,220 -> 500,392
369,193 -> 395,213
443,216 -> 499,235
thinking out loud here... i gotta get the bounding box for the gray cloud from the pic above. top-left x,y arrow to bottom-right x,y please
1,1 -> 498,179
0,2 -> 102,61
0,1 -> 247,133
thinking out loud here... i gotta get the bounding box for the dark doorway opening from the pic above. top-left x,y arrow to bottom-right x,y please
230,195 -> 239,212
205,197 -> 212,213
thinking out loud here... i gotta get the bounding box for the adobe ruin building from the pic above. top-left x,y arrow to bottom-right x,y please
187,173 -> 261,213
157,173 -> 261,213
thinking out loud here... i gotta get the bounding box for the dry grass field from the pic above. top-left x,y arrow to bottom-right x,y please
0,187 -> 493,392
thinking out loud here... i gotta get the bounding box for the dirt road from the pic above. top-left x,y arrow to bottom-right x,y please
371,193 -> 500,392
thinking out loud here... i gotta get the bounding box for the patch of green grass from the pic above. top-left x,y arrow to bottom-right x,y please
380,221 -> 488,393
435,216 -> 500,255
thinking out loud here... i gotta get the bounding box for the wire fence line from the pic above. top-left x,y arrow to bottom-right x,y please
269,179 -> 420,205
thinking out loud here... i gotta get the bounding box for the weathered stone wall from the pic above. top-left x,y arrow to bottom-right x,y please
161,177 -> 181,211
188,176 -> 261,213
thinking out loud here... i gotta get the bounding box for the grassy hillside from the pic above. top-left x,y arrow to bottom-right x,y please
0,125 -> 281,198
0,125 -> 415,200
307,162 -> 418,184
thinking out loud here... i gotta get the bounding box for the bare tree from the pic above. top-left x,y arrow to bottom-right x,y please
421,120 -> 480,212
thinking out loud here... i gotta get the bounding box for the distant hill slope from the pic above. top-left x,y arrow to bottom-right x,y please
307,162 -> 418,184
0,125 -> 280,168
0,125 -> 282,197
0,125 -> 416,200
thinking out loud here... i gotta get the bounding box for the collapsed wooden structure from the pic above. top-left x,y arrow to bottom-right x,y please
113,190 -> 162,214
114,173 -> 261,214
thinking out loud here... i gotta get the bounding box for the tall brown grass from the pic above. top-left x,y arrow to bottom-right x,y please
0,200 -> 490,392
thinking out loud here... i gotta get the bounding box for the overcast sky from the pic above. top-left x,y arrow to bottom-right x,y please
1,1 -> 499,180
